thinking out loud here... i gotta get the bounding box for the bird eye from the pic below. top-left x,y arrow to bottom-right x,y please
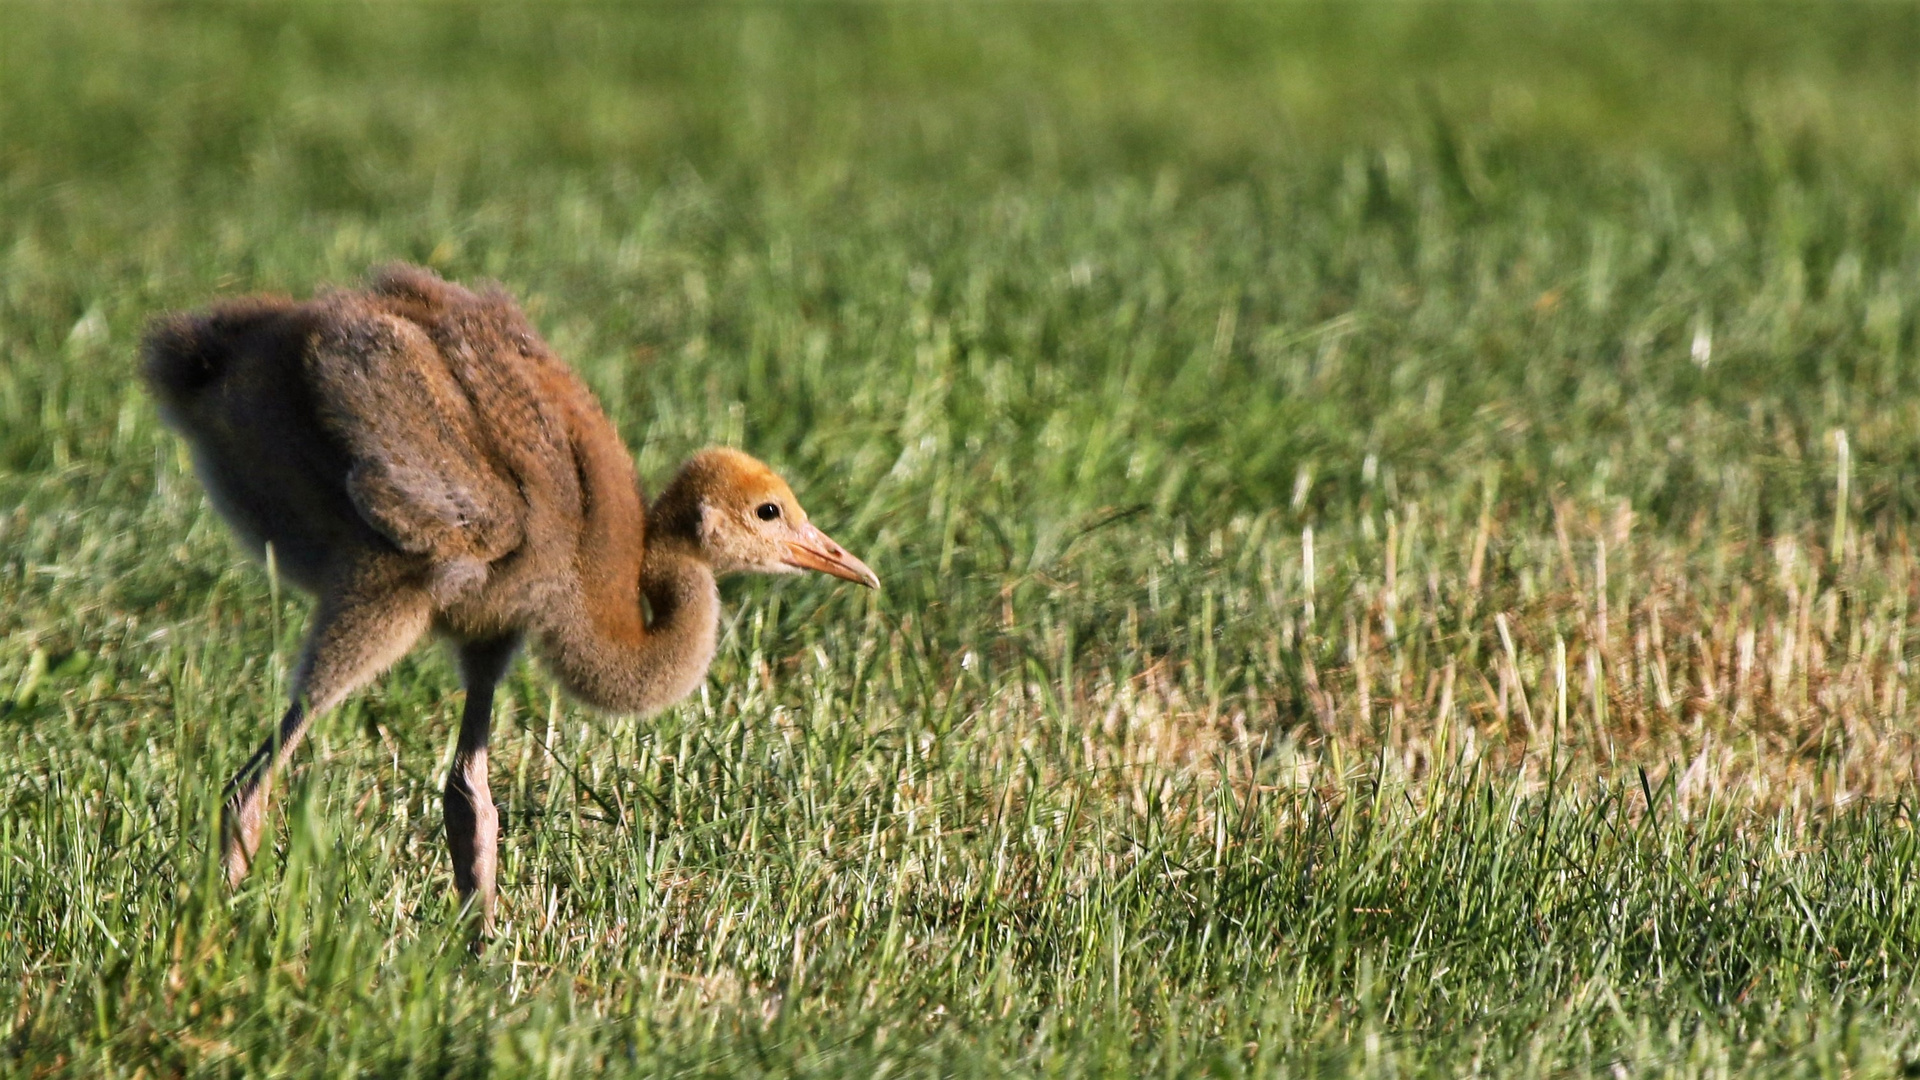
756,502 -> 781,521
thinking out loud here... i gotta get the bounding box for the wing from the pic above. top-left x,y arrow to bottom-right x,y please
303,306 -> 525,570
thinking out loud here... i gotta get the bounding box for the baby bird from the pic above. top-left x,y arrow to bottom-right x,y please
142,264 -> 876,932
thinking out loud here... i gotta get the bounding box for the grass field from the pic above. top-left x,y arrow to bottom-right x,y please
7,3 -> 1920,1075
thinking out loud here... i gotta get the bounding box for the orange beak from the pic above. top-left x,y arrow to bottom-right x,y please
784,522 -> 880,588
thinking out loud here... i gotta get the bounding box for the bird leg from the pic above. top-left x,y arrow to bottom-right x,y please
445,636 -> 518,935
221,699 -> 314,887
222,574 -> 430,887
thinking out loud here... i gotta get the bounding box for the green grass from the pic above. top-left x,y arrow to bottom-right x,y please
7,2 -> 1920,1075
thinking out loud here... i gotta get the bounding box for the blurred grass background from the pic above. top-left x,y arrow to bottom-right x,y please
7,3 -> 1920,1077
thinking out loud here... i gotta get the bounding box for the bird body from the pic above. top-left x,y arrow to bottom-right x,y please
143,265 -> 875,931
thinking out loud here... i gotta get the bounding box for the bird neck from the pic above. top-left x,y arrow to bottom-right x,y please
542,553 -> 719,715
536,426 -> 722,714
638,536 -> 721,648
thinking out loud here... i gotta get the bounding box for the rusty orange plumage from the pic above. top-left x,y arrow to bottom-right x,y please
143,264 -> 875,932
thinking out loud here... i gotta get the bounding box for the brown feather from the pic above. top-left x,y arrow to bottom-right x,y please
141,264 -> 872,931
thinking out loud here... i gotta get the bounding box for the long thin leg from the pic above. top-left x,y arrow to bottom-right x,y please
223,569 -> 431,887
444,635 -> 519,935
222,700 -> 312,887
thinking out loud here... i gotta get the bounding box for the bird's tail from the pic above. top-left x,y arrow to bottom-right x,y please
139,314 -> 224,415
139,297 -> 291,419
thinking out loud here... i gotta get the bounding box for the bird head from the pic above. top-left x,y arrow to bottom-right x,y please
651,447 -> 879,588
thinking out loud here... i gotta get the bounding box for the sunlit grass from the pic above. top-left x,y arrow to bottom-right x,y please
6,3 -> 1920,1076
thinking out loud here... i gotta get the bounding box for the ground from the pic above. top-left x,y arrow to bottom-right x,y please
4,4 -> 1920,1076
